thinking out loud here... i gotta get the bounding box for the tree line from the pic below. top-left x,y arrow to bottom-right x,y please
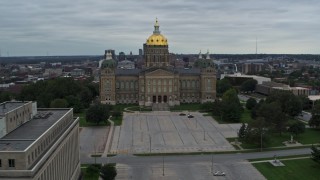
0,77 -> 99,113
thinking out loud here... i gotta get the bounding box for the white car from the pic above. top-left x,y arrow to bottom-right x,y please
213,171 -> 226,176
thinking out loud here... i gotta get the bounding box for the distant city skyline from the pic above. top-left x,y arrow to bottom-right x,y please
0,0 -> 320,56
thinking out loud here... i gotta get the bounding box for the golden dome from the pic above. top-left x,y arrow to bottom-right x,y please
146,34 -> 168,45
146,19 -> 168,46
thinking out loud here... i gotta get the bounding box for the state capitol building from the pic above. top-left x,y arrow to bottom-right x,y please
99,19 -> 216,107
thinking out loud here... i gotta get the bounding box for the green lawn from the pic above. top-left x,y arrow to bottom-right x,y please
111,115 -> 123,126
126,106 -> 152,112
81,164 -> 100,180
253,158 -> 320,180
239,128 -> 320,149
170,103 -> 202,111
211,108 -> 252,124
75,112 -> 108,127
113,104 -> 137,111
240,108 -> 252,123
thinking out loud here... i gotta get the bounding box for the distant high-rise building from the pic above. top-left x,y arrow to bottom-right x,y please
242,63 -> 263,74
139,49 -> 143,56
0,101 -> 80,180
118,52 -> 126,61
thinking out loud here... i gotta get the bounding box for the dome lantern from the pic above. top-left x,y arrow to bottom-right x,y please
146,18 -> 168,46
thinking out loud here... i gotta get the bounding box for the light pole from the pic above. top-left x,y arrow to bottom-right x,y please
162,156 -> 165,176
260,129 -> 263,152
149,134 -> 151,153
211,154 -> 214,174
204,130 -> 206,141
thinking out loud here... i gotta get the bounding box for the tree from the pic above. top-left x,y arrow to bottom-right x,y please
220,89 -> 243,122
86,103 -> 111,125
212,99 -> 223,116
298,95 -> 311,110
266,91 -> 302,117
288,121 -> 305,136
244,117 -> 270,148
240,79 -> 258,92
66,95 -> 83,113
217,79 -> 232,96
258,102 -> 287,135
222,88 -> 240,104
221,101 -> 243,122
79,87 -> 93,108
50,98 -> 69,108
238,123 -> 246,139
309,103 -> 320,128
311,145 -> 320,164
200,102 -> 214,112
100,164 -> 117,180
0,91 -> 13,102
246,98 -> 257,110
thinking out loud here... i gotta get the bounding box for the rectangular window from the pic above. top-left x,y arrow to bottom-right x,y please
0,159 -> 2,167
8,159 -> 15,167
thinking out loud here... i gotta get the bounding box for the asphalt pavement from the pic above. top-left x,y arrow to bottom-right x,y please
81,148 -> 311,180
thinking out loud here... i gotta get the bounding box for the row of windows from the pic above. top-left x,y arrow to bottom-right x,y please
115,81 -> 138,90
147,79 -> 174,85
147,86 -> 174,93
9,108 -> 30,123
37,128 -> 79,180
180,80 -> 199,89
0,159 -> 15,168
28,114 -> 71,167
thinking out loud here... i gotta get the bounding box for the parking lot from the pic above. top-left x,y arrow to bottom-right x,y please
110,111 -> 241,154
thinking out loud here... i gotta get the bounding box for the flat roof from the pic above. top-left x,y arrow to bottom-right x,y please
309,95 -> 320,101
0,102 -> 28,117
0,109 -> 70,151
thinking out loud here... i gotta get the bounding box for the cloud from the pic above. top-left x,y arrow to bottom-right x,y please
0,0 -> 319,56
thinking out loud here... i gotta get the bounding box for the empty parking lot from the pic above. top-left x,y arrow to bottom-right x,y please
110,111 -> 241,154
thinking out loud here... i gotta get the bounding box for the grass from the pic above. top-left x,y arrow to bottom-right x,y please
112,104 -> 137,111
240,108 -> 253,123
170,103 -> 202,111
252,158 -> 320,180
127,106 -> 152,112
91,154 -> 102,157
81,164 -> 100,180
237,128 -> 320,149
75,112 -> 108,127
209,108 -> 253,124
248,154 -> 310,162
111,115 -> 123,126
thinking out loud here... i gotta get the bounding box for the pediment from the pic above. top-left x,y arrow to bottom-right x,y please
146,68 -> 174,77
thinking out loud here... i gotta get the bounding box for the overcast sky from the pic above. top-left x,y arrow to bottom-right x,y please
0,0 -> 320,56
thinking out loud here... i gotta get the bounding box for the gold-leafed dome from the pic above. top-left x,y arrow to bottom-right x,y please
146,18 -> 168,46
146,34 -> 168,45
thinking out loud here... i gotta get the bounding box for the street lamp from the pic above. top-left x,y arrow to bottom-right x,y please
149,134 -> 151,153
211,154 -> 214,174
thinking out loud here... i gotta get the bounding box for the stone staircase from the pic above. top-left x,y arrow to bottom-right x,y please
152,103 -> 170,111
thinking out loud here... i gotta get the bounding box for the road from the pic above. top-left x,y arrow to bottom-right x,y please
81,148 -> 311,180
299,111 -> 312,122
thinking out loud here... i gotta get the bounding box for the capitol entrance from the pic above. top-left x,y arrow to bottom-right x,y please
152,95 -> 167,103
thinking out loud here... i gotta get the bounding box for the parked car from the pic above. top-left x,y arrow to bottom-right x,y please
179,113 -> 186,116
213,171 -> 225,176
187,114 -> 194,118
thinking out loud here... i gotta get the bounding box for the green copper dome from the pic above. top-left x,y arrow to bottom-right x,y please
101,59 -> 116,69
